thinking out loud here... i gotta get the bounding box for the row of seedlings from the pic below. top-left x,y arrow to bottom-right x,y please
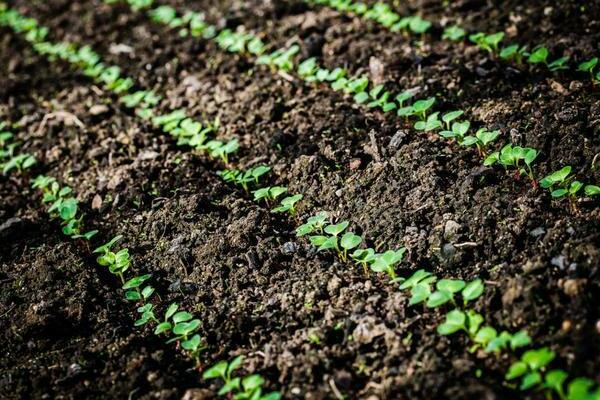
304,0 -> 600,83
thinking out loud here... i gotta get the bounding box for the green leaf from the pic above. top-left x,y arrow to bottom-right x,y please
436,309 -> 466,335
173,319 -> 201,336
154,321 -> 172,335
309,235 -> 328,247
540,166 -> 571,188
218,377 -> 241,395
505,361 -> 528,380
227,355 -> 244,375
437,279 -> 466,293
181,334 -> 201,351
324,221 -> 349,236
165,303 -> 179,320
544,369 -> 568,393
522,347 -> 555,371
474,326 -> 497,345
462,279 -> 484,304
141,285 -> 154,299
203,361 -> 228,379
510,330 -> 532,350
521,372 -> 542,390
584,185 -> 600,196
242,374 -> 265,391
340,232 -> 362,250
172,311 -> 193,324
354,91 -> 369,104
399,269 -> 432,290
122,274 -> 152,290
567,378 -> 596,400
426,290 -> 452,308
409,282 -> 431,305
125,290 -> 141,301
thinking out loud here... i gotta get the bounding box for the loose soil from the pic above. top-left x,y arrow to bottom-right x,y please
1,0 -> 599,399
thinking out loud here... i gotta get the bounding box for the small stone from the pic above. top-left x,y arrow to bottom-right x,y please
349,158 -> 361,170
440,243 -> 456,259
529,227 -> 545,237
551,255 -> 567,270
389,130 -> 407,148
282,242 -> 298,254
562,279 -> 583,297
562,320 -> 572,332
91,194 -> 102,210
89,104 -> 109,115
443,220 -> 461,242
68,363 -> 82,376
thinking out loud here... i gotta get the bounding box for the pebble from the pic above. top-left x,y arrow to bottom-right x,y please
551,255 -> 566,270
443,220 -> 461,241
529,227 -> 545,237
440,243 -> 456,259
282,241 -> 298,254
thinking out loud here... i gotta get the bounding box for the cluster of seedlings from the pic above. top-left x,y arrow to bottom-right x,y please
3,1 -> 600,398
305,0 -> 598,81
0,122 -> 36,175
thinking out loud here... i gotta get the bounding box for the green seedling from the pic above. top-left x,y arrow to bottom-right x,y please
149,5 -> 177,26
411,97 -> 436,121
527,46 -> 570,71
135,303 -> 158,326
461,128 -> 501,156
308,221 -> 349,256
441,110 -> 464,130
506,347 -> 556,391
272,194 -> 303,216
296,211 -> 329,236
367,85 -> 396,112
256,45 -> 299,72
2,153 -> 36,174
370,248 -> 406,281
585,185 -> 600,196
443,25 -> 466,41
122,273 -> 154,302
153,303 -> 205,363
351,247 -> 376,274
484,144 -> 538,181
93,235 -> 131,282
500,44 -> 528,65
253,186 -> 287,205
539,166 -> 578,198
219,165 -> 270,191
564,378 -> 600,400
154,303 -> 179,335
203,356 -> 280,399
469,32 -> 504,54
577,57 -> 599,82
415,112 -> 442,131
395,90 -> 415,115
204,139 -> 239,164
439,120 -> 470,141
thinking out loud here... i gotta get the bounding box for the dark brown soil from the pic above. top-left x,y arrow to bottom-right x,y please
1,0 -> 599,399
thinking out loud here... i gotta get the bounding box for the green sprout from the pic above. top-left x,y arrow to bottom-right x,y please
122,273 -> 154,302
461,128 -> 501,156
253,186 -> 287,205
410,97 -> 436,121
414,112 -> 442,131
506,347 -> 556,390
219,165 -> 271,192
256,45 -> 299,72
443,25 -> 466,41
577,57 -> 599,83
439,120 -> 470,141
308,221 -> 349,256
469,32 -> 504,54
351,248 -> 377,274
272,194 -> 303,216
527,46 -> 570,71
203,356 -> 280,400
366,85 -> 397,112
204,139 -> 239,164
296,212 -> 329,236
93,235 -> 131,283
500,44 -> 528,65
484,144 -> 538,181
370,248 -> 406,281
540,166 -> 579,198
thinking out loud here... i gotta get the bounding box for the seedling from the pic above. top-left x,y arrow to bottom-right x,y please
296,212 -> 329,236
506,347 -> 556,391
500,44 -> 528,65
2,152 -> 36,174
527,46 -> 570,71
253,186 -> 287,205
408,97 -> 436,121
469,32 -> 504,54
577,57 -> 599,83
308,221 -> 349,257
256,45 -> 299,72
219,165 -> 270,191
439,120 -> 470,141
122,273 -> 154,302
203,356 -> 280,399
366,85 -> 396,112
539,166 -> 577,198
351,248 -> 376,274
484,144 -> 538,181
204,139 -> 239,164
93,235 -> 131,283
461,128 -> 501,156
272,194 -> 303,216
442,25 -> 466,41
370,248 -> 406,281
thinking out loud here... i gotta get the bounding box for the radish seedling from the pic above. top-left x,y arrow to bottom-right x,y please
439,120 -> 470,141
370,248 -> 406,281
469,32 -> 504,54
506,347 -> 556,391
203,356 -> 280,399
577,57 -> 599,83
296,212 -> 329,236
461,128 -> 500,156
219,165 -> 271,191
272,194 -> 303,216
351,248 -> 376,274
253,186 -> 287,205
500,44 -> 527,65
484,144 -> 538,181
93,235 -> 131,283
122,273 -> 154,302
256,45 -> 299,72
443,25 -> 466,41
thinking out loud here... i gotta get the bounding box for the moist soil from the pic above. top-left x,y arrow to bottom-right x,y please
1,0 -> 599,399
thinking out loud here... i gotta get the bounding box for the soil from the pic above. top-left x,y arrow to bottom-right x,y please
1,0 -> 599,399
